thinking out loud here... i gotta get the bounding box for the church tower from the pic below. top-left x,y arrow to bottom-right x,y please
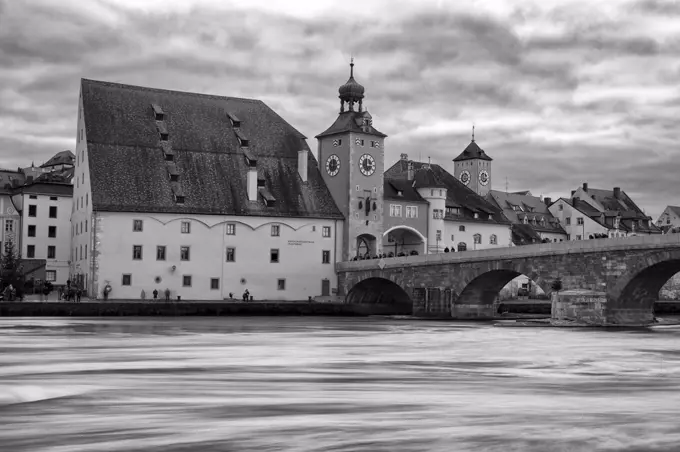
453,127 -> 493,197
316,60 -> 387,261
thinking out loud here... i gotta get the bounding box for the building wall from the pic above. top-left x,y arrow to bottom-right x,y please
318,131 -> 385,260
549,199 -> 609,240
657,207 -> 680,229
416,187 -> 446,253
0,194 -> 21,255
454,159 -> 491,196
94,212 -> 343,301
71,91 -> 95,292
443,220 -> 512,251
538,231 -> 568,242
21,192 -> 71,285
382,199 -> 428,254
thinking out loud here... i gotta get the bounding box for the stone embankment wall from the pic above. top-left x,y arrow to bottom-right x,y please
0,302 -> 411,317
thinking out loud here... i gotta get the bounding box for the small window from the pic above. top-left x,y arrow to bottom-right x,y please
183,275 -> 192,287
226,247 -> 235,262
133,219 -> 143,231
577,217 -> 584,225
122,274 -> 132,286
85,220 -> 88,232
210,278 -> 219,290
29,195 -> 37,200
356,185 -> 360,191
170,174 -> 179,182
457,242 -> 467,252
270,248 -> 279,263
49,206 -> 57,218
28,205 -> 37,217
85,245 -> 87,259
180,246 -> 190,261
277,279 -> 286,290
322,226 -> 331,238
160,132 -> 169,141
48,226 -> 57,238
175,196 -> 185,204
156,246 -> 166,261
133,245 -> 142,260
165,153 -> 174,162
27,245 -> 35,258
28,225 -> 36,237
322,250 -> 331,264
47,245 -> 56,259
271,224 -> 280,237
50,196 -> 57,201
490,234 -> 497,245
46,270 -> 56,282
558,204 -> 563,211
181,221 -> 191,233
566,217 -> 571,225
226,223 -> 236,235
473,233 -> 482,244
459,225 -> 466,232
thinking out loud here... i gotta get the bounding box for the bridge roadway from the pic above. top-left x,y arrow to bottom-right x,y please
336,233 -> 680,326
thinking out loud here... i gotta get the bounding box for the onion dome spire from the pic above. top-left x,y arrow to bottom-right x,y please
338,57 -> 365,113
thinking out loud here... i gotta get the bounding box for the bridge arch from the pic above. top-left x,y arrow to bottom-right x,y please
383,225 -> 427,256
345,277 -> 413,312
610,250 -> 680,317
456,269 -> 552,307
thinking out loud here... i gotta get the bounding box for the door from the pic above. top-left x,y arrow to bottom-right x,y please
321,279 -> 330,296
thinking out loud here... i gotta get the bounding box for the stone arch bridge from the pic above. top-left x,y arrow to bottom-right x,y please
336,234 -> 680,326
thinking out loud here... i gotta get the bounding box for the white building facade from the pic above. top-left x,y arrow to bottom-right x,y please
77,78 -> 345,300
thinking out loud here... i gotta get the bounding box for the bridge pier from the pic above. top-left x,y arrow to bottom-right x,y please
552,290 -> 655,326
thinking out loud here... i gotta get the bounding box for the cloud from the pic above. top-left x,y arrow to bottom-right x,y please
0,0 -> 678,218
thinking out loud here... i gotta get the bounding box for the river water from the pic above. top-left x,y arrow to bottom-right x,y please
1,317 -> 679,452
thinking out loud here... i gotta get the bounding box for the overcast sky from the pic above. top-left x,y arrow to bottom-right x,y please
1,0 -> 679,218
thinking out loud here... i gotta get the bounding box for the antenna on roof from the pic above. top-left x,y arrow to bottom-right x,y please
428,156 -> 431,168
472,124 -> 475,142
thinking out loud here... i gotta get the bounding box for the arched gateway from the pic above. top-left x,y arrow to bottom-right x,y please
337,234 -> 680,326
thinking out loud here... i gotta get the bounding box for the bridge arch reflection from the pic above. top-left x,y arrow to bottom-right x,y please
345,277 -> 413,313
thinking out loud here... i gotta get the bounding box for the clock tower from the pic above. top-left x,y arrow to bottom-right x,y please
453,128 -> 493,197
316,60 -> 387,261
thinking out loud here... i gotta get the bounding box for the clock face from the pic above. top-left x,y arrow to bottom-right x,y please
326,154 -> 340,177
460,170 -> 471,186
358,154 -> 376,176
479,170 -> 489,186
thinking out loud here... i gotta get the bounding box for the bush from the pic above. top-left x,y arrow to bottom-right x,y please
551,277 -> 563,292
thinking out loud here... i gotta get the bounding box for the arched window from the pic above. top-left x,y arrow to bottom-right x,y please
459,225 -> 466,232
489,234 -> 497,245
473,233 -> 481,244
457,242 -> 467,252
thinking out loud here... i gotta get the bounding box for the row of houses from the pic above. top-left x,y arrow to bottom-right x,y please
0,63 -> 673,300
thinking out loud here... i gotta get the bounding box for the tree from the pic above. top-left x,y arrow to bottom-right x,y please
551,277 -> 563,293
1,241 -> 24,290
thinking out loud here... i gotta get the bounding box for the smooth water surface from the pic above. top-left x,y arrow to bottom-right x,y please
1,317 -> 679,451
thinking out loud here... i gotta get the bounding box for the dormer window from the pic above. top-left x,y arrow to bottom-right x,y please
152,103 -> 164,121
164,153 -> 174,162
170,174 -> 178,182
227,112 -> 241,128
397,190 -> 403,196
488,214 -> 493,220
474,212 -> 479,219
235,130 -> 249,147
160,132 -> 169,141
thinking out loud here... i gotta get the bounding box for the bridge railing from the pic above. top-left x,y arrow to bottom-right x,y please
336,233 -> 680,272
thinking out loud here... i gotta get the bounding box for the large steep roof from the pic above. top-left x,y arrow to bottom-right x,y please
453,140 -> 493,162
81,79 -> 342,219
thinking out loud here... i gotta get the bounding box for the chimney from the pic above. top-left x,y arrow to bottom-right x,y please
400,153 -> 408,160
613,187 -> 621,199
583,182 -> 588,192
544,197 -> 552,206
570,190 -> 576,197
247,167 -> 257,201
298,149 -> 308,183
407,162 -> 414,181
